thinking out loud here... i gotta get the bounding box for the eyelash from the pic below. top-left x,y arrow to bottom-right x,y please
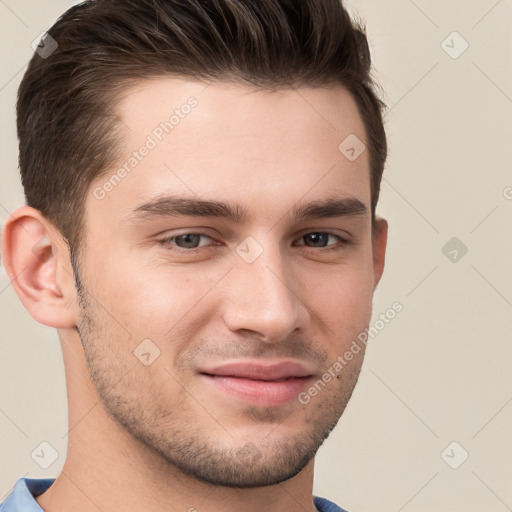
157,231 -> 353,254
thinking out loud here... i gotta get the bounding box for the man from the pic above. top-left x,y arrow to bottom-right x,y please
0,0 -> 388,511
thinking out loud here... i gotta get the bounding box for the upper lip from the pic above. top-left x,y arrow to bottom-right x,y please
199,361 -> 314,381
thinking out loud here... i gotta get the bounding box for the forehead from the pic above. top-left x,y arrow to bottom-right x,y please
88,77 -> 370,227
115,77 -> 367,155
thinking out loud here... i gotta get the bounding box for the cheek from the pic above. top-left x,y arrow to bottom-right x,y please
298,258 -> 375,338
100,260 -> 227,337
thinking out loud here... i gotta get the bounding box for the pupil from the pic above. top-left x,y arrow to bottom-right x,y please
177,234 -> 200,248
307,233 -> 327,247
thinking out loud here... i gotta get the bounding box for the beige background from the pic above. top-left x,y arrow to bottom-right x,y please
1,1 -> 511,511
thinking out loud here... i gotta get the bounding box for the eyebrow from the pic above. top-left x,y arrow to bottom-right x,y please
126,194 -> 368,224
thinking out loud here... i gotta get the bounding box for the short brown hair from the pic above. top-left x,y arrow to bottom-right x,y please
17,0 -> 387,271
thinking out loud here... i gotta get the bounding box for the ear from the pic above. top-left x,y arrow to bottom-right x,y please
371,216 -> 388,290
1,205 -> 80,328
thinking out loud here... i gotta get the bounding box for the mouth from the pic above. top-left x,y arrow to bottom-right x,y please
198,361 -> 315,407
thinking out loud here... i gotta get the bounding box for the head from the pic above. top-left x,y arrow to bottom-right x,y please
3,0 -> 388,488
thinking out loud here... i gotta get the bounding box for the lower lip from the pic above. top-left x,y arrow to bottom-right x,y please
200,374 -> 312,407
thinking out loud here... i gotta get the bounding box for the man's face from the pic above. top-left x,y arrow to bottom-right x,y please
74,78 -> 385,487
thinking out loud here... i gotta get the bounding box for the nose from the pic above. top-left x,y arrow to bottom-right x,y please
221,243 -> 309,343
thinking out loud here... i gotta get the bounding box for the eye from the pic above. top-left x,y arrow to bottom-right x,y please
294,232 -> 351,250
159,233 -> 214,251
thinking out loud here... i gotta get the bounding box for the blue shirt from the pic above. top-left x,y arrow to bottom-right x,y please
0,477 -> 349,512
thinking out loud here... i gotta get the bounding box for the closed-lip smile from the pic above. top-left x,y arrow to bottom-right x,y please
198,360 -> 316,407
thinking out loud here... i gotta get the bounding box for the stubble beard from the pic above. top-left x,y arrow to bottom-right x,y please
74,274 -> 362,488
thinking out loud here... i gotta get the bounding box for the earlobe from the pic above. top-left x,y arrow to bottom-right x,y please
372,217 -> 388,290
0,205 -> 79,329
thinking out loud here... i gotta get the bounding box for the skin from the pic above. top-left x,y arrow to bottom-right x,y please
1,78 -> 387,512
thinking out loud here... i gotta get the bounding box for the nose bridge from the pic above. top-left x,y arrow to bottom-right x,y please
223,236 -> 306,341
